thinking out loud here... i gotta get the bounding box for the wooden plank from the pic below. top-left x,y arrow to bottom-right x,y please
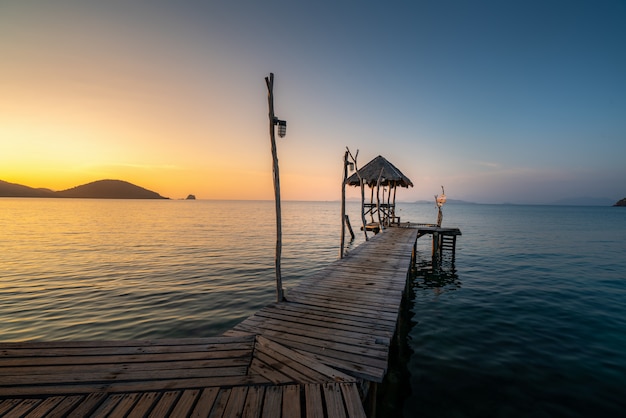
323,384 -> 347,418
241,386 -> 265,418
67,392 -> 107,418
0,335 -> 255,350
0,349 -> 253,368
255,335 -> 355,383
127,392 -> 161,418
148,391 -> 180,418
44,395 -> 84,418
90,394 -> 124,418
207,388 -> 231,418
109,392 -> 155,418
190,387 -> 219,418
267,301 -> 398,326
1,374 -> 271,397
108,393 -> 141,418
0,399 -> 20,415
304,384 -> 324,418
236,317 -> 389,353
249,357 -> 293,384
0,357 -> 251,378
0,364 -> 248,386
250,310 -> 392,345
222,386 -> 248,417
282,385 -> 301,418
261,386 -> 282,418
23,396 -> 64,418
340,383 -> 367,418
0,341 -> 255,359
169,389 -> 200,418
3,399 -> 41,418
238,328 -> 389,372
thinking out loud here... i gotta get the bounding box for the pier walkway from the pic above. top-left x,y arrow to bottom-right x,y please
0,227 -> 419,417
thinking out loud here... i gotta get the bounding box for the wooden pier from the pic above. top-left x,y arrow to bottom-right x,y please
0,227 -> 422,417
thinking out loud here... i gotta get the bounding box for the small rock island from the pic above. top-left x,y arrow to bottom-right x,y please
186,194 -> 196,200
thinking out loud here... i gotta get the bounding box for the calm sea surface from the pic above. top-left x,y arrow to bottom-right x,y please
1,199 -> 625,417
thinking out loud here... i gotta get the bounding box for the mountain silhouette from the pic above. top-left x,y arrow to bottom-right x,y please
0,180 -> 56,197
1,179 -> 167,199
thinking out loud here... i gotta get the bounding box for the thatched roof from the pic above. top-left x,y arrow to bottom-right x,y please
345,155 -> 413,188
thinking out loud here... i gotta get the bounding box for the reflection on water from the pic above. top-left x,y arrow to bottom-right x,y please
412,254 -> 461,293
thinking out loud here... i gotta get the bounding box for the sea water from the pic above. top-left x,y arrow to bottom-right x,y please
1,199 -> 625,416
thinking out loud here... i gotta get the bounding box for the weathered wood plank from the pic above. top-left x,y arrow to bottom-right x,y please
190,387 -> 219,418
128,392 -> 161,418
0,335 -> 255,350
222,386 -> 248,417
255,336 -> 355,383
148,391 -> 179,418
235,318 -> 389,353
169,389 -> 200,418
66,392 -> 107,418
252,310 -> 392,343
282,385 -> 301,418
0,342 -> 254,359
0,365 -> 248,388
90,394 -> 124,418
23,396 -> 64,418
206,388 -> 230,418
108,393 -> 141,418
0,399 -> 21,415
241,386 -> 264,418
304,384 -> 324,418
42,395 -> 84,418
261,386 -> 282,418
0,357 -> 251,378
1,375 -> 271,397
323,383 -> 348,418
3,399 -> 41,418
340,383 -> 367,418
0,349 -> 253,368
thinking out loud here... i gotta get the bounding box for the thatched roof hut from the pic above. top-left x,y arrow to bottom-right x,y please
344,155 -> 413,230
345,155 -> 413,188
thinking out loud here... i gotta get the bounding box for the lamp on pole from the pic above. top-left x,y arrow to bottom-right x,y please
266,73 -> 287,302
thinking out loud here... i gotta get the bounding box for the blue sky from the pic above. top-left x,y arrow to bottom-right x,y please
1,0 -> 624,203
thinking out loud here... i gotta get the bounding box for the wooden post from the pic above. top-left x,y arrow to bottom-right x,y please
340,151 -> 348,258
392,184 -> 397,224
266,73 -> 283,303
345,214 -> 355,240
347,148 -> 368,241
376,167 -> 384,232
432,231 -> 440,270
369,187 -> 375,222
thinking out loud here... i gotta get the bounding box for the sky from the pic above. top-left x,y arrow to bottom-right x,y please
1,0 -> 624,204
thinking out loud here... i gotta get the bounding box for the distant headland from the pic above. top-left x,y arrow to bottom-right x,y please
614,198 -> 626,207
0,179 -> 168,199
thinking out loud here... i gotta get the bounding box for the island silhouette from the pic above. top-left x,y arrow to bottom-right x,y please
0,179 -> 168,199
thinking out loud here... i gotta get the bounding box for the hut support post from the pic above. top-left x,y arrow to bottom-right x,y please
376,167 -> 384,232
369,187 -> 375,222
340,150 -> 348,258
347,148 -> 368,241
392,184 -> 397,224
266,73 -> 283,303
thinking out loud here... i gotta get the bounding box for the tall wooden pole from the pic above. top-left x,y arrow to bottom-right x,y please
266,73 -> 283,302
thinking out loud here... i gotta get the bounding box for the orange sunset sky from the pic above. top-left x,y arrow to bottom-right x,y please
1,1 -> 625,203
